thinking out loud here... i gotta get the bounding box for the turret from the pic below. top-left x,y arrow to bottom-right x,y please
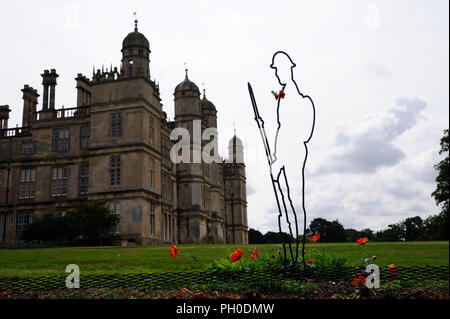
173,69 -> 202,133
121,19 -> 150,79
223,132 -> 248,244
201,89 -> 217,128
228,134 -> 244,164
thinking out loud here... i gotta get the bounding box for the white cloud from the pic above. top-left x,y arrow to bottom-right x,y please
316,97 -> 427,174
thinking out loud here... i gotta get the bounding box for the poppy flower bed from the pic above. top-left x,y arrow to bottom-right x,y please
0,241 -> 447,299
1,282 -> 447,299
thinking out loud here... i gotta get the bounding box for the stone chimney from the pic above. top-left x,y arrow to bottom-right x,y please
21,85 -> 39,127
0,105 -> 11,132
41,69 -> 59,111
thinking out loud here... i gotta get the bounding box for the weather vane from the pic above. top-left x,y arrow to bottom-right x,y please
133,10 -> 138,31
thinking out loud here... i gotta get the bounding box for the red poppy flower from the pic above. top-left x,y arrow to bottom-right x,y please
251,251 -> 259,260
250,247 -> 259,260
306,259 -> 313,264
230,249 -> 244,263
389,264 -> 397,278
356,237 -> 368,245
170,244 -> 179,258
271,90 -> 283,100
310,233 -> 320,242
351,272 -> 366,287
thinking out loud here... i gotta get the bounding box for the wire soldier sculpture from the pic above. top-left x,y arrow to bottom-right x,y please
248,51 -> 316,269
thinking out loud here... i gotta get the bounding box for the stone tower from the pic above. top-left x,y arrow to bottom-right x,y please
201,90 -> 217,129
121,19 -> 151,79
86,19 -> 167,245
200,90 -> 225,243
223,134 -> 248,244
173,71 -> 206,243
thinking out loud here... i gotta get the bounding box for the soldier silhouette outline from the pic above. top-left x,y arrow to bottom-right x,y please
248,51 -> 316,268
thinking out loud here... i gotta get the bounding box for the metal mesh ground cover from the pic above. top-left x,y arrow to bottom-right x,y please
0,266 -> 448,292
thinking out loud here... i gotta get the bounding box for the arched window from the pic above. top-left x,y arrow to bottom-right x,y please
128,60 -> 134,76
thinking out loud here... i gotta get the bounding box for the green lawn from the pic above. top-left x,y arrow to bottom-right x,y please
0,241 -> 448,278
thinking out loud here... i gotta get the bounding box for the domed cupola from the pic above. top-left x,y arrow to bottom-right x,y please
173,69 -> 202,121
122,31 -> 150,50
228,133 -> 244,164
201,91 -> 216,112
201,89 -> 217,128
122,19 -> 150,50
174,70 -> 200,95
121,19 -> 150,78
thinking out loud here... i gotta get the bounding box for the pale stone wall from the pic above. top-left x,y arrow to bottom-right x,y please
0,31 -> 248,245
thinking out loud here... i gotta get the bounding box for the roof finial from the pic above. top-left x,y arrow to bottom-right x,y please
233,122 -> 236,136
133,11 -> 138,31
184,61 -> 188,78
202,82 -> 206,98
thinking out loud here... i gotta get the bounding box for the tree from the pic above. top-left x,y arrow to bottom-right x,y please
360,228 -> 375,240
430,129 -> 449,240
308,218 -> 347,242
248,228 -> 265,244
346,228 -> 375,242
375,223 -> 403,241
401,216 -> 423,241
432,129 -> 449,215
263,231 -> 293,244
345,228 -> 361,242
67,200 -> 120,245
421,213 -> 448,240
22,214 -> 75,244
22,201 -> 120,246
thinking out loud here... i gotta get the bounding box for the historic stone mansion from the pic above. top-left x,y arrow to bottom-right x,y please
0,20 -> 248,246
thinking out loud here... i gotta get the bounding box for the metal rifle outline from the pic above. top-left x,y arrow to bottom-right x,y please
248,82 -> 295,268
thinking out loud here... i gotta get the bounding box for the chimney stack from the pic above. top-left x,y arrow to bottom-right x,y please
0,105 -> 11,132
41,69 -> 59,111
21,85 -> 40,127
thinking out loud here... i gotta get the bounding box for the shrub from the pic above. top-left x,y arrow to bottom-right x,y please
22,214 -> 75,245
21,200 -> 119,246
67,200 -> 119,245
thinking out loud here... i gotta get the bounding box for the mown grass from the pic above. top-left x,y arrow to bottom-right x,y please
0,241 -> 448,278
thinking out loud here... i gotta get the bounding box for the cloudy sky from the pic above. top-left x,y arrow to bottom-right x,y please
0,0 -> 448,233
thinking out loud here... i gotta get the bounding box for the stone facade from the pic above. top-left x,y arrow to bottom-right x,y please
0,21 -> 248,246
